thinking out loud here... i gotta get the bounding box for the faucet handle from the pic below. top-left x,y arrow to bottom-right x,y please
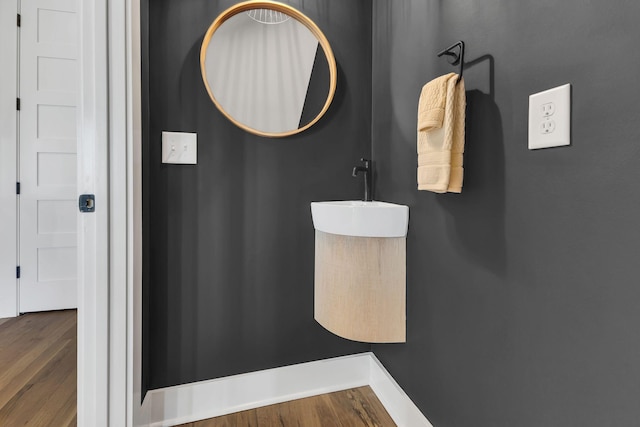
353,158 -> 372,202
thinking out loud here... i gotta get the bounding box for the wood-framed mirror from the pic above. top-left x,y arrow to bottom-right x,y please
200,0 -> 338,138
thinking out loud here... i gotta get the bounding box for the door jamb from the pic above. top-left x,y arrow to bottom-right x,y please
78,0 -> 143,424
77,0 -> 110,423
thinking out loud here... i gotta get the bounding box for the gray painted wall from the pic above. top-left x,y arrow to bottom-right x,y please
372,1 -> 640,426
142,0 -> 371,392
144,0 -> 640,423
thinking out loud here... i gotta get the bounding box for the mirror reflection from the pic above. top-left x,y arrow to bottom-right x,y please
200,2 -> 336,137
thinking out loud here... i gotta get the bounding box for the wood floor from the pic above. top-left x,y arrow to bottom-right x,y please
176,386 -> 396,427
0,311 -> 394,427
0,310 -> 77,426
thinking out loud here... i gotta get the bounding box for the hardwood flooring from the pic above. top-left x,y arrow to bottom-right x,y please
176,386 -> 396,427
0,311 -> 394,427
0,310 -> 77,426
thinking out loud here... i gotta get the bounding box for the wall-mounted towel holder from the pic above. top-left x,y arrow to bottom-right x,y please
437,40 -> 465,83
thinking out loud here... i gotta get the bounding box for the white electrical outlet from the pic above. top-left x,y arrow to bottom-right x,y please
541,102 -> 555,117
162,131 -> 197,164
540,118 -> 556,134
528,84 -> 571,150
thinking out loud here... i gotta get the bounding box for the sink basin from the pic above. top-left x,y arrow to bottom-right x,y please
311,201 -> 409,238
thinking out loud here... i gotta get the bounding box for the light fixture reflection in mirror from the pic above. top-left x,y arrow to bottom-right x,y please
200,1 -> 337,138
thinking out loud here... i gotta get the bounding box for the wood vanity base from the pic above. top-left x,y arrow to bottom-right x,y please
314,231 -> 406,343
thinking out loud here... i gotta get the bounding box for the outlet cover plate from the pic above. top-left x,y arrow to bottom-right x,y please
162,131 -> 197,164
528,84 -> 571,150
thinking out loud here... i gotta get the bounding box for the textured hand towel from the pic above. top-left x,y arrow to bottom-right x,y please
417,74 -> 466,193
417,72 -> 455,132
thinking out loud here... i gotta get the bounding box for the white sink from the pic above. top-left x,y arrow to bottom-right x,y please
311,201 -> 409,238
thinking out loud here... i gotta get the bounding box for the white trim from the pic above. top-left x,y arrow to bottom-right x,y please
369,354 -> 434,427
136,352 -> 432,427
79,0 -> 135,423
0,0 -> 19,318
78,0 -> 110,424
108,0 -> 130,424
107,0 -> 141,425
141,353 -> 371,427
127,0 -> 146,425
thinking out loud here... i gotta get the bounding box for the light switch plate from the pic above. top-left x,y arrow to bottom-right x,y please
528,84 -> 571,150
162,131 -> 197,164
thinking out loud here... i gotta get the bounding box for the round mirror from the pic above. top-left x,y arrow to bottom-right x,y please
200,1 -> 337,138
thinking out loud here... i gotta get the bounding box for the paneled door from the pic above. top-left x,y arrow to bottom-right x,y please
19,0 -> 78,312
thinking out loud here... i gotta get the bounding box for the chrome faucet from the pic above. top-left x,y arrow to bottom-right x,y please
352,158 -> 372,202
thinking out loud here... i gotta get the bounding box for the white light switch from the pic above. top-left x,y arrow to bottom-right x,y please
162,131 -> 197,164
528,84 -> 571,150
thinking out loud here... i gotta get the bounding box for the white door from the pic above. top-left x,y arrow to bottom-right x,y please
19,0 -> 78,312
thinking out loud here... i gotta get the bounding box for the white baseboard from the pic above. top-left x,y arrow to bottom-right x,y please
368,354 -> 433,427
139,352 -> 432,427
142,353 -> 371,427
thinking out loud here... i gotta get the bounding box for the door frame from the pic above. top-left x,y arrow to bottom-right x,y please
77,0 -> 110,423
78,0 -> 142,425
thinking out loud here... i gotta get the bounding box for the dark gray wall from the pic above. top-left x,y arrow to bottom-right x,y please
372,1 -> 640,426
142,0 -> 372,392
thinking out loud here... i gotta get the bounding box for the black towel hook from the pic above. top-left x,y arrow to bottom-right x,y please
437,40 -> 465,83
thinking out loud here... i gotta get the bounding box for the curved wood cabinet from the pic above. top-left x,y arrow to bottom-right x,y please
314,231 -> 406,343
